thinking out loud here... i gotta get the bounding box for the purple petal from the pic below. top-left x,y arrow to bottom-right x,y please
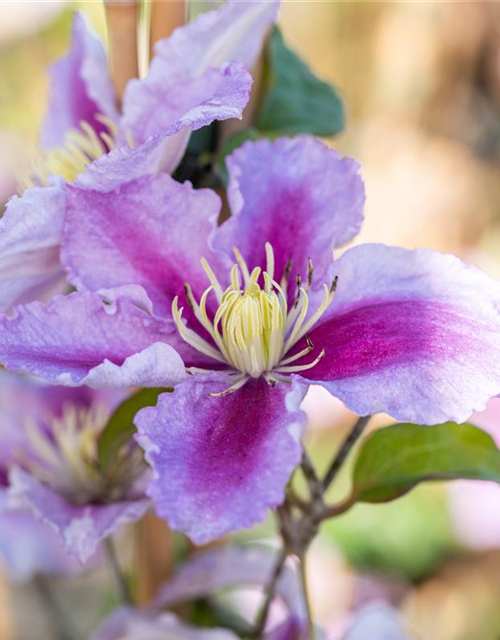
294,244 -> 500,424
78,61 -> 252,191
152,0 -> 279,78
63,174 -> 229,319
265,617 -> 307,640
0,511 -> 78,581
154,546 -> 302,615
90,609 -> 239,640
0,291 -> 187,387
341,604 -> 413,640
135,377 -> 307,544
116,0 -> 278,163
0,184 -> 67,312
119,60 -> 252,151
41,12 -> 118,149
213,137 -> 364,288
8,467 -> 148,563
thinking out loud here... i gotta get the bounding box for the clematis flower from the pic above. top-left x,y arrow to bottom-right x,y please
0,373 -> 149,563
0,375 -> 80,580
2,137 -> 500,544
0,0 -> 277,312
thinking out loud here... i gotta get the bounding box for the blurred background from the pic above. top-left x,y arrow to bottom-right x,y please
1,1 -> 500,639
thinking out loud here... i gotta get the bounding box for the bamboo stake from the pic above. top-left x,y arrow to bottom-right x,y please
135,512 -> 176,606
133,0 -> 187,606
104,0 -> 140,103
149,0 -> 187,61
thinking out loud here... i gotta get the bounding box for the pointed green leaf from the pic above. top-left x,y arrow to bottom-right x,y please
258,26 -> 344,136
98,388 -> 171,472
351,422 -> 500,503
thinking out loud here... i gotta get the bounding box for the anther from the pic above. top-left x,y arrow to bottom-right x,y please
307,258 -> 314,289
184,283 -> 195,309
330,276 -> 339,294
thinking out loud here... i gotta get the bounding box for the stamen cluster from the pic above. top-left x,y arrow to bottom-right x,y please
173,243 -> 337,395
18,403 -> 145,505
19,115 -> 124,190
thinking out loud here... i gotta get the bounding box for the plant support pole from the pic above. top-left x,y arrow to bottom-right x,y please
104,0 -> 140,103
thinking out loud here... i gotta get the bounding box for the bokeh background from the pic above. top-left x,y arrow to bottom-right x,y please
1,1 -> 500,639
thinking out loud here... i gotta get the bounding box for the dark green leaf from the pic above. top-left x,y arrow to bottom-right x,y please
257,26 -> 344,136
351,422 -> 500,503
98,388 -> 170,472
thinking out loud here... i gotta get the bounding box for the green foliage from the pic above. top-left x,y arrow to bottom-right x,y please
98,388 -> 170,472
351,422 -> 500,503
257,26 -> 345,136
323,486 -> 457,582
215,27 -> 345,184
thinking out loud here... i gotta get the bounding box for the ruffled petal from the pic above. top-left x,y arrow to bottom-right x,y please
90,609 -> 239,640
154,546 -> 302,615
342,604 -> 413,640
8,467 -> 148,563
0,291 -> 187,387
0,184 -> 67,313
41,12 -> 118,149
117,0 -> 278,158
213,137 -> 364,287
152,0 -> 279,78
0,511 -> 78,581
63,174 -> 230,318
294,244 -> 500,424
135,376 -> 307,544
78,61 -> 252,191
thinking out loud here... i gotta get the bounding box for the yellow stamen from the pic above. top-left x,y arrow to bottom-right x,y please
19,115 -> 119,191
172,244 -> 338,392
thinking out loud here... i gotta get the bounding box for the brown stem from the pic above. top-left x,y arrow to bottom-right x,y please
298,554 -> 316,640
105,537 -> 133,605
252,547 -> 288,638
149,0 -> 187,61
33,575 -> 79,640
319,494 -> 357,521
104,0 -> 140,104
322,415 -> 371,491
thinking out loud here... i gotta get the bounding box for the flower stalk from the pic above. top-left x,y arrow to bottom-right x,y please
322,415 -> 372,490
105,537 -> 133,606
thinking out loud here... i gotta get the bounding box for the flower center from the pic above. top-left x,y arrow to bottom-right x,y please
19,114 -> 124,191
17,402 -> 145,505
172,243 -> 338,396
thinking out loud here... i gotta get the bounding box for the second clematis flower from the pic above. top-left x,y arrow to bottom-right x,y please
2,136 -> 500,543
0,373 -> 149,563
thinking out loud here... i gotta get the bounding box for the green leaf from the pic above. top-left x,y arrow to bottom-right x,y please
257,26 -> 345,136
351,422 -> 500,503
98,388 -> 170,472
